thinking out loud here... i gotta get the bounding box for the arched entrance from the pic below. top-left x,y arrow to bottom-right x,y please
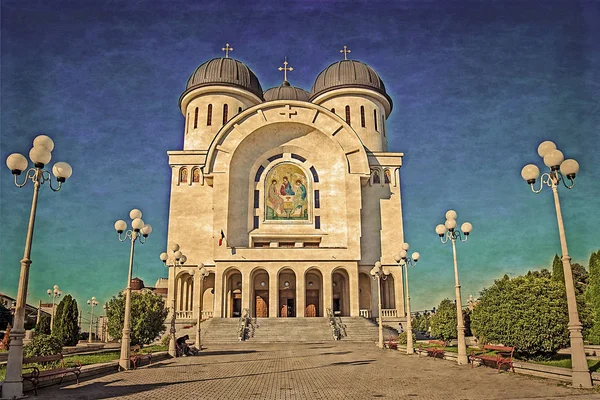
278,268 -> 296,317
251,268 -> 269,318
224,269 -> 243,318
359,272 -> 372,317
176,272 -> 194,318
382,275 -> 395,309
305,269 -> 323,317
202,272 -> 216,319
332,269 -> 350,317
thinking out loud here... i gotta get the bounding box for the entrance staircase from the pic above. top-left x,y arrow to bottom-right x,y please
337,317 -> 398,342
250,318 -> 332,343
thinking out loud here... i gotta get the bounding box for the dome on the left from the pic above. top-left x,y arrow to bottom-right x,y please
184,58 -> 264,100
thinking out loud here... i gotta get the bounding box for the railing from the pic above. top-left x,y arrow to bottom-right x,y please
202,310 -> 214,319
237,308 -> 255,341
381,309 -> 398,318
326,308 -> 346,340
176,311 -> 194,319
359,309 -> 372,319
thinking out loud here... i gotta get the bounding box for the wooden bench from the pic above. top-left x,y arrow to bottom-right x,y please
129,344 -> 152,369
22,353 -> 81,396
418,340 -> 447,359
383,337 -> 398,350
469,344 -> 515,372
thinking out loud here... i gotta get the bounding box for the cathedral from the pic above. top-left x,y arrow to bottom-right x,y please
166,46 -> 407,327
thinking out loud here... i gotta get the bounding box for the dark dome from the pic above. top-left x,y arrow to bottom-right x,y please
183,58 -> 264,100
264,81 -> 310,102
309,60 -> 392,107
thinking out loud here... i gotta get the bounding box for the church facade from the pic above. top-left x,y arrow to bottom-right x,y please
165,50 -> 407,324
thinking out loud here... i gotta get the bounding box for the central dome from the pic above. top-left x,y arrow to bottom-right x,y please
264,81 -> 309,102
183,58 -> 264,100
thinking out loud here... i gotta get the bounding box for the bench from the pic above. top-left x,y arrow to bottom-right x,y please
469,344 -> 515,372
129,344 -> 152,369
383,337 -> 398,350
418,340 -> 447,359
22,353 -> 81,396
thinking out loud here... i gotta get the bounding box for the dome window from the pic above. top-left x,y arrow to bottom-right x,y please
223,104 -> 229,125
360,106 -> 365,128
345,106 -> 351,125
374,110 -> 378,131
194,107 -> 199,129
207,104 -> 212,126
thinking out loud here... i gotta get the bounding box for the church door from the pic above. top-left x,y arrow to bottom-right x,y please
255,291 -> 268,318
232,293 -> 242,318
305,289 -> 319,317
280,304 -> 288,317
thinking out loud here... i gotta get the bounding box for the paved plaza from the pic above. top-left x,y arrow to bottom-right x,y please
39,343 -> 598,400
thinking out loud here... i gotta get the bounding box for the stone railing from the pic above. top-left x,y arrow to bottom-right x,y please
176,311 -> 193,319
381,309 -> 397,318
201,310 -> 214,319
237,308 -> 254,341
326,308 -> 346,340
359,309 -> 372,319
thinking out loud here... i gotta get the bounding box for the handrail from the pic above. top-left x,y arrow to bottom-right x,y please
326,308 -> 346,340
237,308 -> 255,341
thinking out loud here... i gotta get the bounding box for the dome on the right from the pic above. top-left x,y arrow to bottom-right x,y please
309,60 -> 392,107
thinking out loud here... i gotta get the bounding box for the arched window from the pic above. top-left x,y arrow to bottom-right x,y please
223,104 -> 228,125
374,109 -> 378,131
186,113 -> 189,135
194,107 -> 198,129
207,104 -> 212,126
360,106 -> 365,128
371,169 -> 380,184
180,168 -> 188,183
345,106 -> 351,125
384,169 -> 391,184
331,108 -> 335,114
238,106 -> 242,113
192,168 -> 200,183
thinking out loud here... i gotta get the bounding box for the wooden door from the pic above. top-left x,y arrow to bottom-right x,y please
255,292 -> 268,318
306,289 -> 319,317
280,303 -> 288,317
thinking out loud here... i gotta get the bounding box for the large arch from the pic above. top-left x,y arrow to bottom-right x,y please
358,272 -> 372,318
174,271 -> 194,319
251,268 -> 270,318
201,272 -> 216,319
332,268 -> 351,317
305,268 -> 324,317
278,268 -> 297,317
382,275 -> 396,310
223,268 -> 243,318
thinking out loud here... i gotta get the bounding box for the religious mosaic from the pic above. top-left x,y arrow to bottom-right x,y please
265,163 -> 309,221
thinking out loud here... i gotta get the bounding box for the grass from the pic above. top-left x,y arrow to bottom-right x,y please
528,354 -> 600,372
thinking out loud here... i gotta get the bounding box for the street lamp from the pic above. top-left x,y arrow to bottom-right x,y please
102,304 -> 109,343
370,261 -> 390,349
394,243 -> 420,355
160,244 -> 187,357
3,134 -> 72,399
435,210 -> 472,365
194,265 -> 210,351
520,140 -> 592,388
87,297 -> 98,344
47,285 -> 62,333
114,209 -> 152,370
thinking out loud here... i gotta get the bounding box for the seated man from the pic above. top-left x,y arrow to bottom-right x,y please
176,335 -> 191,356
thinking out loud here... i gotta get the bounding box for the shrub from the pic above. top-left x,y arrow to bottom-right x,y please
35,313 -> 51,335
161,334 -> 171,347
53,295 -> 80,346
397,331 -> 416,346
586,250 -> 600,344
430,299 -> 457,340
24,334 -> 63,357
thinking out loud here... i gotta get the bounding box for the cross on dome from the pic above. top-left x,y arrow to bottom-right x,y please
340,45 -> 351,60
221,43 -> 233,58
278,57 -> 294,82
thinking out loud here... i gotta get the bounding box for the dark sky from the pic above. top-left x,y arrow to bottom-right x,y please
1,0 -> 599,311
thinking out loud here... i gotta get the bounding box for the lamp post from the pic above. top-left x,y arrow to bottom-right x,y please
195,265 -> 209,350
3,135 -> 72,399
160,244 -> 187,357
102,304 -> 109,343
394,243 -> 420,355
435,210 -> 472,365
47,285 -> 62,333
370,261 -> 390,349
520,140 -> 592,388
114,209 -> 152,370
87,297 -> 98,344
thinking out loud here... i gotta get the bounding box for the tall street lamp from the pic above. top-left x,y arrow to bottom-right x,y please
114,209 -> 152,370
520,140 -> 592,388
47,284 -> 62,333
370,261 -> 390,349
394,243 -> 420,355
194,265 -> 209,350
160,244 -> 187,357
87,297 -> 98,344
435,210 -> 472,365
3,135 -> 72,399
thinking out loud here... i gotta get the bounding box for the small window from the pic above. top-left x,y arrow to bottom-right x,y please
345,106 -> 351,125
222,104 -> 228,125
192,168 -> 200,183
314,190 -> 320,208
186,113 -> 189,135
331,108 -> 335,113
279,242 -> 295,248
253,216 -> 259,229
207,104 -> 212,126
371,169 -> 380,184
255,165 -> 265,182
253,190 -> 259,208
291,154 -> 306,162
305,242 -> 320,248
315,216 -> 321,229
310,166 -> 319,183
180,168 -> 188,183
374,110 -> 378,131
238,106 -> 242,113
384,169 -> 391,184
268,154 -> 283,162
360,106 -> 365,128
254,242 -> 269,248
194,107 -> 198,129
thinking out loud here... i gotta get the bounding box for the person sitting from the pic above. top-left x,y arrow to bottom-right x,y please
176,335 -> 191,356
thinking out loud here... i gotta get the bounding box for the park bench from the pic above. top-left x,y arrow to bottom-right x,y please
22,353 -> 81,396
383,337 -> 398,350
418,340 -> 447,359
469,344 -> 515,372
129,344 -> 152,369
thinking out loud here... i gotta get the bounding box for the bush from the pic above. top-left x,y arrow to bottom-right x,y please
24,334 -> 63,357
586,250 -> 600,344
430,299 -> 457,340
53,295 -> 80,346
161,334 -> 171,347
397,331 -> 416,346
35,313 -> 51,335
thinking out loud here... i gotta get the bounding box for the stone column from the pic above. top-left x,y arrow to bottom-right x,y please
193,272 -> 201,319
296,267 -> 305,317
241,270 -> 251,313
269,269 -> 278,318
348,265 -> 359,317
214,269 -> 224,318
323,267 -> 333,313
391,269 -> 405,318
370,276 -> 379,317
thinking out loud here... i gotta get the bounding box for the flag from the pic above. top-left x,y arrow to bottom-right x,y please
219,230 -> 225,246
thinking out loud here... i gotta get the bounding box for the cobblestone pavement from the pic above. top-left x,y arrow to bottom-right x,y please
38,342 -> 598,400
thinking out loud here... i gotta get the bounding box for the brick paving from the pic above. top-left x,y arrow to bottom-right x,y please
38,342 -> 598,399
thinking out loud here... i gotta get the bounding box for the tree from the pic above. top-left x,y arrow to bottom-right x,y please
52,295 -> 80,346
551,254 -> 564,283
471,273 -> 568,358
35,313 -> 51,335
106,291 -> 168,346
430,299 -> 457,340
585,250 -> 600,344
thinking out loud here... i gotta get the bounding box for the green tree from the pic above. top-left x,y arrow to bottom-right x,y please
430,299 -> 457,340
52,295 -> 79,346
35,313 -> 51,335
552,254 -> 564,283
24,334 -> 63,357
106,291 -> 168,346
585,250 -> 600,344
471,273 -> 569,358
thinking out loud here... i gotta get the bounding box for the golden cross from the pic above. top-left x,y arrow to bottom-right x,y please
340,45 -> 351,60
222,43 -> 233,58
278,57 -> 293,82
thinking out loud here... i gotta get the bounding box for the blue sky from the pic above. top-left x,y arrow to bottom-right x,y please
1,0 -> 599,312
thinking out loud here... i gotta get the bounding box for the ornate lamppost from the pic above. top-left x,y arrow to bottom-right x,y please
47,285 -> 62,333
87,297 -> 98,344
370,261 -> 390,349
435,210 -> 472,365
114,209 -> 152,370
3,135 -> 72,399
520,140 -> 591,388
394,243 -> 420,355
160,244 -> 187,357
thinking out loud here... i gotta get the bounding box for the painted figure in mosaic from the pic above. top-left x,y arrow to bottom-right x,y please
267,179 -> 284,216
292,179 -> 307,216
280,176 -> 295,196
